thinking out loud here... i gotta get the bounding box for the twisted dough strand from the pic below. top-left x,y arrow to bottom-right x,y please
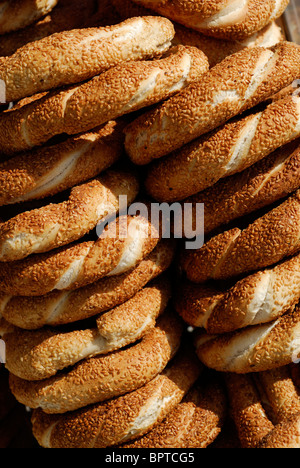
145,95 -> 300,202
176,250 -> 300,334
124,42 -> 300,165
195,302 -> 300,373
181,190 -> 300,283
0,44 -> 208,155
9,311 -> 184,414
0,240 -> 175,329
30,345 -> 201,448
0,169 -> 139,262
0,214 -> 161,296
0,16 -> 176,102
130,0 -> 289,40
0,120 -> 124,206
181,139 -> 300,237
3,276 -> 172,380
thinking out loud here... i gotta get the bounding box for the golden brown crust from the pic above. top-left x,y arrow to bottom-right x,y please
0,16 -> 176,102
0,44 -> 208,155
181,190 -> 300,283
4,276 -> 172,380
0,240 -> 176,329
257,367 -> 300,425
0,0 -> 59,35
30,345 -> 201,448
195,303 -> 300,373
225,373 -> 274,448
0,213 -> 161,296
9,312 -> 184,414
0,121 -> 124,206
258,413 -> 300,448
182,139 -> 300,236
131,0 -> 288,40
121,373 -> 227,448
124,42 -> 300,165
145,95 -> 300,202
176,251 -> 300,334
0,170 -> 139,262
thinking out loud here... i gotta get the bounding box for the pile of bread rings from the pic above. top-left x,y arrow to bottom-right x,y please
1,0 -> 300,449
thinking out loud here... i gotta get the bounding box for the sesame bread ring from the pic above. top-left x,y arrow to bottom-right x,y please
0,121 -> 124,207
9,312 -> 184,414
131,0 -> 288,41
181,190 -> 300,284
176,250 -> 300,334
0,0 -> 98,57
195,303 -> 300,374
0,240 -> 175,330
111,0 -> 284,67
0,0 -> 59,35
0,16 -> 176,103
3,276 -> 172,380
30,345 -> 201,448
0,214 -> 160,296
0,44 -> 208,155
124,42 -> 300,165
145,94 -> 300,203
0,170 -> 139,262
121,373 -> 227,449
182,139 -> 300,237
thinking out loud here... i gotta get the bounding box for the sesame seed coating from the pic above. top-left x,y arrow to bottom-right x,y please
30,344 -> 201,448
176,250 -> 300,334
0,213 -> 160,296
0,169 -> 139,262
195,302 -> 300,373
125,42 -> 300,165
0,16 -> 175,102
145,95 -> 300,203
181,190 -> 300,283
0,120 -> 124,206
4,275 -> 172,380
181,138 -> 300,236
130,0 -> 289,41
9,311 -> 184,414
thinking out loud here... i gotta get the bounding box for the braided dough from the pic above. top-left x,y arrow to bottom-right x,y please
0,170 -> 139,262
124,42 -> 300,165
30,345 -> 201,448
0,45 -> 208,155
3,276 -> 172,380
181,190 -> 300,283
259,413 -> 300,448
9,312 -> 184,413
176,250 -> 300,334
0,121 -> 124,207
195,302 -> 300,373
0,240 -> 175,329
0,0 -> 98,57
130,0 -> 288,40
181,139 -> 300,237
0,214 -> 160,296
0,16 -> 176,102
122,373 -> 227,448
0,0 -> 59,35
145,94 -> 300,202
